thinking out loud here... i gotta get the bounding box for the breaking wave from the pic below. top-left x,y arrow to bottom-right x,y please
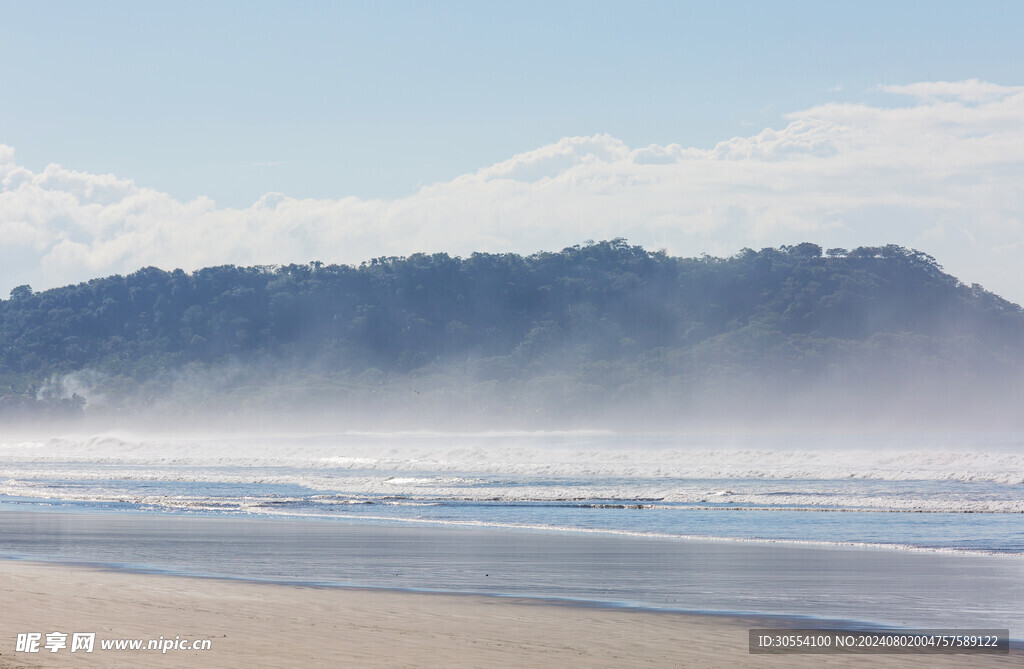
2,430 -> 1023,553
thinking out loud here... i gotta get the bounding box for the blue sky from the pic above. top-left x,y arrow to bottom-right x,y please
4,0 -> 1021,205
1,1 -> 1023,301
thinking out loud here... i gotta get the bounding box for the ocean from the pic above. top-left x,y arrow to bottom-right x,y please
2,430 -> 1023,634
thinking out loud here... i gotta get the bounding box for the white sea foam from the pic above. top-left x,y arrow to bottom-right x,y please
3,433 -> 1024,482
2,432 -> 1022,514
3,476 -> 1023,513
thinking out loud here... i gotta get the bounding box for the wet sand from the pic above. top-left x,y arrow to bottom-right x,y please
4,509 -> 1023,633
0,560 -> 1018,668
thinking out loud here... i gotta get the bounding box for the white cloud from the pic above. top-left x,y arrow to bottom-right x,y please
878,79 -> 1024,104
2,79 -> 1024,303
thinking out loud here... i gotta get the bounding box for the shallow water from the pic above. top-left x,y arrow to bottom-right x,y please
2,508 -> 1022,635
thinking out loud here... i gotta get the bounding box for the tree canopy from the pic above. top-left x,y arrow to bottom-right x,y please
1,240 -> 1021,427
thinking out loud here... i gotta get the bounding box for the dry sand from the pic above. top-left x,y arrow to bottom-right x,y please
0,560 -> 1018,668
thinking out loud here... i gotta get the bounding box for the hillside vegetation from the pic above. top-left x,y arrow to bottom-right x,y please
1,240 -> 1021,428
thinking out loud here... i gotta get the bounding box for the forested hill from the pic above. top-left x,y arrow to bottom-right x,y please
1,240 -> 1022,427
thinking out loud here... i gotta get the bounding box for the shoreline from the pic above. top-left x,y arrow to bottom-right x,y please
0,553 -> 912,630
4,502 -> 1024,560
3,507 -> 1024,637
1,559 -> 1020,668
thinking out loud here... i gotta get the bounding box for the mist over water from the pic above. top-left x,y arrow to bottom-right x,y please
8,243 -> 1024,438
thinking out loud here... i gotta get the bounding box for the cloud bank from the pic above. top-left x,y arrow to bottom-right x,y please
2,79 -> 1023,302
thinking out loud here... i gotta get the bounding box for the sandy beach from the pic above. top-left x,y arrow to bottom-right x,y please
0,560 -> 1016,668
